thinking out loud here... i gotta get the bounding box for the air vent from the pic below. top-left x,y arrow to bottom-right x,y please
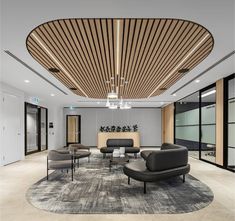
4,50 -> 67,95
178,68 -> 190,74
48,67 -> 60,73
159,88 -> 167,91
70,87 -> 77,91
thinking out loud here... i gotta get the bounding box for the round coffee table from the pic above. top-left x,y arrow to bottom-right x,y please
109,154 -> 129,172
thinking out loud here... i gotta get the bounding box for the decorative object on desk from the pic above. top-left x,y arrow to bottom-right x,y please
111,125 -> 116,132
105,126 -> 111,132
122,126 -> 126,132
133,124 -> 138,132
99,125 -> 138,132
100,126 -> 105,132
116,126 -> 121,132
119,147 -> 125,157
113,149 -> 120,157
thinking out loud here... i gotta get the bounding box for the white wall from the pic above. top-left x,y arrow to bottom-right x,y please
63,108 -> 162,147
0,82 -> 64,166
0,82 -> 25,166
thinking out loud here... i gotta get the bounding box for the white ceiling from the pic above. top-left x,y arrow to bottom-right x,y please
1,0 -> 234,108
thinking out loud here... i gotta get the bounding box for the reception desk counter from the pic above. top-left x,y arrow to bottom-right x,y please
97,132 -> 140,149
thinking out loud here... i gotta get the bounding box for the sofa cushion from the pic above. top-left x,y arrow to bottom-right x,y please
146,147 -> 188,172
107,139 -> 133,147
140,150 -> 153,160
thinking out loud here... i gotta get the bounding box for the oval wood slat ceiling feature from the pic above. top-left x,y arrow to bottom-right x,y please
26,18 -> 213,99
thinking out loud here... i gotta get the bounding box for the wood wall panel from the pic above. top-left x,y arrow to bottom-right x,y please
162,104 -> 174,144
216,79 -> 224,166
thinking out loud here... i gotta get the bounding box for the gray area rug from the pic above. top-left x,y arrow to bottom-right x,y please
26,154 -> 214,214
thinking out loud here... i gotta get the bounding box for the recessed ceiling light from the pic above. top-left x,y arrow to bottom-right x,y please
110,77 -> 114,80
173,93 -> 177,97
195,79 -> 200,83
48,67 -> 60,73
50,93 -> 55,97
106,81 -> 110,83
178,68 -> 190,74
124,81 -> 128,84
97,101 -> 100,104
24,80 -> 30,83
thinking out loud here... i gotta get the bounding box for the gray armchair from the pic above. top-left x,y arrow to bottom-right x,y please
47,150 -> 74,181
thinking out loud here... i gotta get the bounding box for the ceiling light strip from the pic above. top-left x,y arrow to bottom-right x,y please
147,33 -> 209,98
116,20 -> 120,76
31,33 -> 88,97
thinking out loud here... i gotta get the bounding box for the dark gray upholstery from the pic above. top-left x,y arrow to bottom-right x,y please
69,143 -> 90,151
107,139 -> 133,147
123,143 -> 190,193
100,138 -> 140,158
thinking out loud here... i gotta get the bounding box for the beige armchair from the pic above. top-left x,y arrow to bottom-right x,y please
47,150 -> 74,181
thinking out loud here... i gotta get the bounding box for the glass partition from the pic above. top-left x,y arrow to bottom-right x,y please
175,92 -> 200,159
200,86 -> 216,163
40,108 -> 47,151
26,104 -> 39,153
227,76 -> 235,171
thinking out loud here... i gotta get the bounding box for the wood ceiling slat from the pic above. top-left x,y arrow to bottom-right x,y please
26,18 -> 213,99
37,25 -> 94,96
125,19 -> 156,97
74,19 -> 104,97
137,26 -> 207,96
63,19 -> 97,96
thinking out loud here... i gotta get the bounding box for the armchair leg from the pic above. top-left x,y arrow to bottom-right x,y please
103,153 -> 106,159
128,176 -> 130,185
144,182 -> 147,194
134,153 -> 137,159
88,156 -> 90,163
183,174 -> 185,183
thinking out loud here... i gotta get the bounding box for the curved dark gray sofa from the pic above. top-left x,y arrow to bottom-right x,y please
100,139 -> 140,158
123,143 -> 190,193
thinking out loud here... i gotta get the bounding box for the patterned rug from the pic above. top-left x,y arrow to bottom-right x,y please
26,154 -> 214,214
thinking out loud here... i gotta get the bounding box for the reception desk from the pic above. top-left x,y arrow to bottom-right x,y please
97,132 -> 140,149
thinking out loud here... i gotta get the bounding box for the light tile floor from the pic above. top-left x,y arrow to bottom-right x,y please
0,148 -> 235,221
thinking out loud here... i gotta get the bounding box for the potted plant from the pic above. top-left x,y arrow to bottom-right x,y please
111,125 -> 116,132
105,126 -> 110,132
116,126 -> 121,132
133,124 -> 138,132
122,126 -> 126,132
100,126 -> 105,132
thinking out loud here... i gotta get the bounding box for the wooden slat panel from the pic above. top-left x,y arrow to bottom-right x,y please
26,18 -> 214,99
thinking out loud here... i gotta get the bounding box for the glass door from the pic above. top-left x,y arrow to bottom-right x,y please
25,103 -> 39,154
225,74 -> 235,171
66,115 -> 81,146
25,103 -> 48,155
200,85 -> 216,163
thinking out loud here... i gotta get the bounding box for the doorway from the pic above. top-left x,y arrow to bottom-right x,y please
25,103 -> 48,155
66,115 -> 81,146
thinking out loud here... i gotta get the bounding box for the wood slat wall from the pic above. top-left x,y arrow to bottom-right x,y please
162,104 -> 174,143
26,18 -> 213,99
